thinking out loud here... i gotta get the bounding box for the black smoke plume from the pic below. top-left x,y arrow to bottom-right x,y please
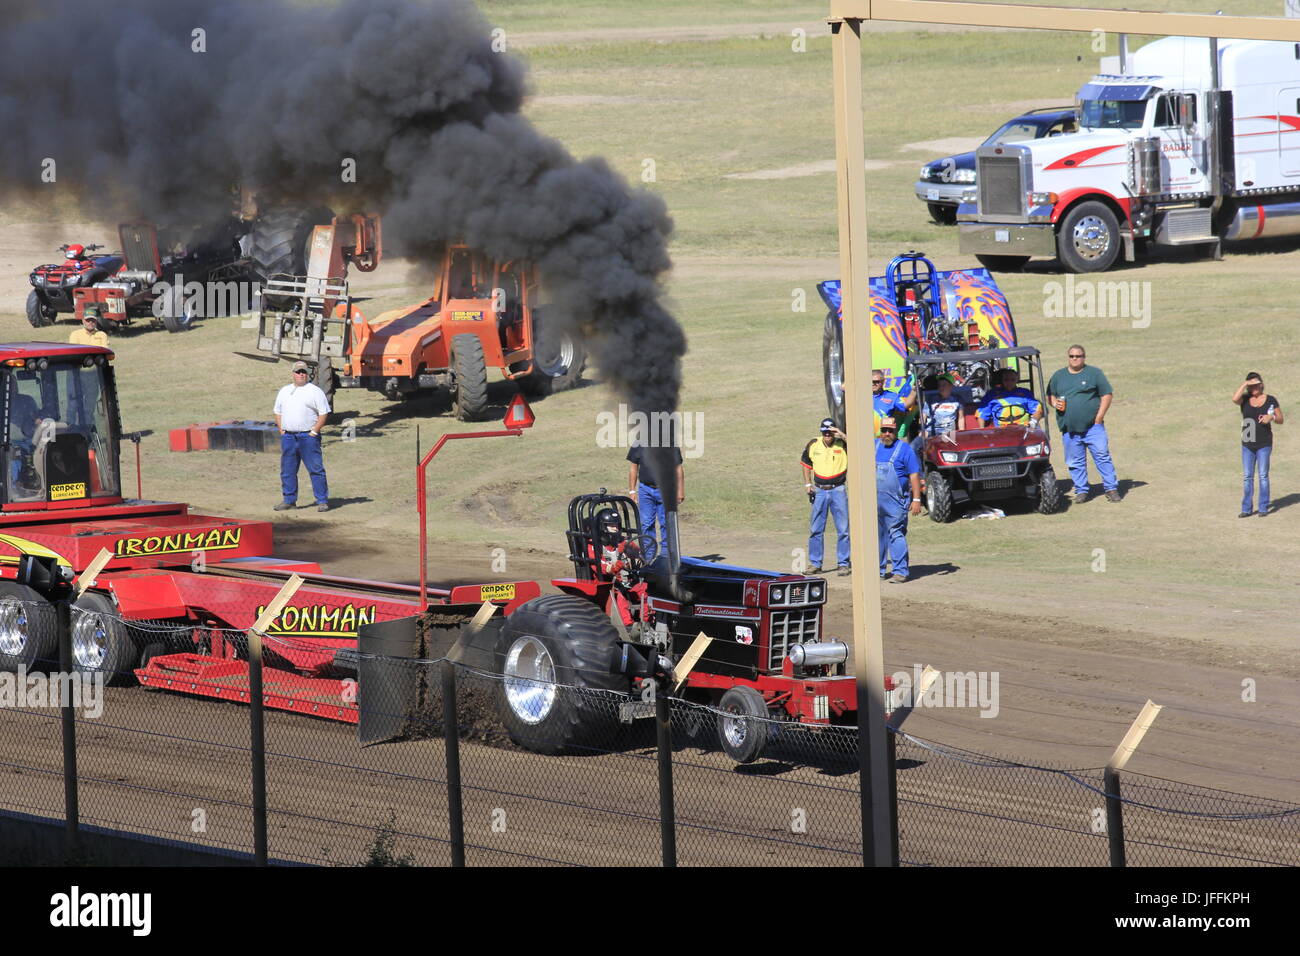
0,0 -> 684,415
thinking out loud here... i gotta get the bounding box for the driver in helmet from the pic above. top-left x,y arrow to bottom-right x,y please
593,507 -> 646,627
64,244 -> 86,261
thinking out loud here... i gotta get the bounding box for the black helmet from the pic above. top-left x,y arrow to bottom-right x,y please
595,507 -> 622,538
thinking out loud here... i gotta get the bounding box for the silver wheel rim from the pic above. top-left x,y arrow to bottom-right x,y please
71,610 -> 109,670
926,481 -> 938,511
0,599 -> 30,657
1071,215 -> 1111,260
536,331 -> 576,377
503,636 -> 557,725
828,333 -> 844,407
721,707 -> 750,749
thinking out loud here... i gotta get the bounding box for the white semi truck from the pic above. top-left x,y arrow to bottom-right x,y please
959,36 -> 1300,272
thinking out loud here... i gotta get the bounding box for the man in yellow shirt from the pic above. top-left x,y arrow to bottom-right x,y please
69,309 -> 109,348
800,417 -> 851,575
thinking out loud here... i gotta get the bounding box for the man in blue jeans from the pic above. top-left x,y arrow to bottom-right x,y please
875,417 -> 922,583
273,361 -> 331,512
801,418 -> 851,575
1046,345 -> 1120,503
627,443 -> 684,562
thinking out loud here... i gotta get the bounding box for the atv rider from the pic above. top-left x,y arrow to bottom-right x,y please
63,244 -> 87,261
593,508 -> 647,628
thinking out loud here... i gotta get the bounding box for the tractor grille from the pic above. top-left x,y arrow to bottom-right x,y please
119,226 -> 156,272
787,582 -> 808,605
978,154 -> 1024,217
769,608 -> 819,671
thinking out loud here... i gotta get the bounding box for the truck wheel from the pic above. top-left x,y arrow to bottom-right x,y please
717,685 -> 771,764
928,202 -> 957,225
71,591 -> 137,686
494,594 -> 626,754
248,205 -> 334,282
925,470 -> 955,523
26,290 -> 56,328
519,310 -> 584,397
451,333 -> 489,421
0,584 -> 55,672
822,314 -> 846,431
1057,201 -> 1121,273
974,255 -> 1029,272
1037,466 -> 1062,514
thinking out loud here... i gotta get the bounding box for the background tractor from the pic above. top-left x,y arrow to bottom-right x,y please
26,243 -> 122,328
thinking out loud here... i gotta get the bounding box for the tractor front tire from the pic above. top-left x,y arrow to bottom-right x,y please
1037,466 -> 1062,514
26,291 -> 56,328
822,314 -> 846,432
494,594 -> 626,754
451,334 -> 489,421
248,205 -> 334,282
71,591 -> 138,686
717,685 -> 771,764
519,310 -> 584,397
925,470 -> 955,523
0,583 -> 56,673
313,362 -> 338,406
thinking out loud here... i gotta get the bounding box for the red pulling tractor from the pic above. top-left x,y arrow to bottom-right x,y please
0,342 -> 862,763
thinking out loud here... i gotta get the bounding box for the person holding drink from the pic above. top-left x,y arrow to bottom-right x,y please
1233,372 -> 1283,517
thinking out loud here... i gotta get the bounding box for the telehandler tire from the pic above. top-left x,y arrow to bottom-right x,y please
451,334 -> 489,421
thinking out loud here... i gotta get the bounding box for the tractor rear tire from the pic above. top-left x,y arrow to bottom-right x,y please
974,255 -> 1030,272
248,205 -> 334,282
26,290 -> 56,328
925,470 -> 955,523
71,591 -> 138,686
494,594 -> 626,754
451,333 -> 489,421
0,583 -> 56,673
1037,466 -> 1062,514
519,310 -> 584,397
822,313 -> 846,432
717,685 -> 771,764
161,308 -> 192,334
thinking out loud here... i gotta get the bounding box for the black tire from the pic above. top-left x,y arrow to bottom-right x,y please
247,204 -> 334,282
451,333 -> 489,421
927,202 -> 958,225
26,290 -> 56,328
822,313 -> 846,431
494,594 -> 627,754
161,309 -> 190,334
925,470 -> 955,523
717,685 -> 771,764
71,591 -> 138,686
313,362 -> 338,405
1037,466 -> 1062,515
519,310 -> 584,397
0,583 -> 56,672
974,255 -> 1030,272
1056,200 -> 1121,273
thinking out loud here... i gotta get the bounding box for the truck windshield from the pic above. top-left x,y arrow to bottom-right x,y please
4,361 -> 119,504
1078,98 -> 1148,130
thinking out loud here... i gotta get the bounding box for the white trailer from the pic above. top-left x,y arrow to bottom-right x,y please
959,36 -> 1300,272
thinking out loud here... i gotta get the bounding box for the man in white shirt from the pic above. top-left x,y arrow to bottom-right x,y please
273,361 -> 331,512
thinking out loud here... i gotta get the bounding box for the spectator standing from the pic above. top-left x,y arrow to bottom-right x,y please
1046,345 -> 1120,503
875,416 -> 922,582
1233,372 -> 1283,517
801,418 -> 850,575
69,309 -> 108,348
627,443 -> 684,562
273,361 -> 331,512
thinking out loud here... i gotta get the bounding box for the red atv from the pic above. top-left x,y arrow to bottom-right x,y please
908,346 -> 1062,521
27,243 -> 124,328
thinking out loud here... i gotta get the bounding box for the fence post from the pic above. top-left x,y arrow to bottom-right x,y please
655,689 -> 677,867
442,660 -> 466,867
57,598 -> 78,858
1104,766 -> 1126,867
886,727 -> 899,866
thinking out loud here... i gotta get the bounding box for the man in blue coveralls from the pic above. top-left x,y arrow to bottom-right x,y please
875,416 -> 922,583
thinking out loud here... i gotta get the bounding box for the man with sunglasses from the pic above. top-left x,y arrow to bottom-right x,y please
1046,345 -> 1120,503
876,416 -> 922,583
871,369 -> 913,438
273,361 -> 331,512
801,418 -> 851,575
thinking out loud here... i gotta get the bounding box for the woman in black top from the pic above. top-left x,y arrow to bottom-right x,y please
1232,372 -> 1283,517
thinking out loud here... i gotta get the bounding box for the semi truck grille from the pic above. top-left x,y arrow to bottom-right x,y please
769,608 -> 819,671
978,155 -> 1024,217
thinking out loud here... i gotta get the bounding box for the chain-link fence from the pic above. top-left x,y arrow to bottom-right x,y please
0,598 -> 1296,866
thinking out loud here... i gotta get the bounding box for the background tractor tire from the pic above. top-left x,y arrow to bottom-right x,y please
313,362 -> 338,406
1037,466 -> 1062,514
822,313 -> 846,431
247,204 -> 334,283
26,290 -> 56,328
0,583 -> 56,673
71,591 -> 138,686
161,306 -> 194,334
451,333 -> 489,421
925,470 -> 955,523
974,255 -> 1029,272
928,202 -> 958,225
518,310 -> 584,397
494,594 -> 627,754
717,685 -> 771,764
1056,201 -> 1121,274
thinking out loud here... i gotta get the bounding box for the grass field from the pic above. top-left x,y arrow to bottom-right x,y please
2,0 -> 1296,659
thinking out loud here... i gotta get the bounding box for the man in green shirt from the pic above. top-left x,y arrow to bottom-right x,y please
1046,345 -> 1120,503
